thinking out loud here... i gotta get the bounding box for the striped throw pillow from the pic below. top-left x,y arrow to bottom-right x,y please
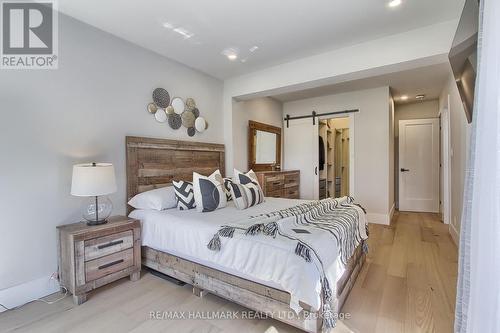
229,182 -> 265,210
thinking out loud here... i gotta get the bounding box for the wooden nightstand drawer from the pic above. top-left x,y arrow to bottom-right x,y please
85,248 -> 134,282
84,230 -> 133,261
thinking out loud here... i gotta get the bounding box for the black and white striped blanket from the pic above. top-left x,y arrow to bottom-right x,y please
207,196 -> 368,330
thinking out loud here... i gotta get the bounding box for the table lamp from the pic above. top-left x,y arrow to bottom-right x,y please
71,163 -> 117,225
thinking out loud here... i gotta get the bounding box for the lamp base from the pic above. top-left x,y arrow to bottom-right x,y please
86,219 -> 108,226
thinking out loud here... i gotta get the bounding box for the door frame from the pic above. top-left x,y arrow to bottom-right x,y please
439,104 -> 452,224
398,118 -> 440,212
318,112 -> 355,198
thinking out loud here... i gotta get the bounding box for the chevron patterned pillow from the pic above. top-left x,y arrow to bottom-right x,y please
172,180 -> 196,210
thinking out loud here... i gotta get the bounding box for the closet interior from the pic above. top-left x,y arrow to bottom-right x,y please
319,117 -> 350,199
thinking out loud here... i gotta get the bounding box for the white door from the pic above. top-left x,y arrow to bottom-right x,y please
284,118 -> 319,200
399,118 -> 440,212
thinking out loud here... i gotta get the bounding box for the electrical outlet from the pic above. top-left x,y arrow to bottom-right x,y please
50,271 -> 59,281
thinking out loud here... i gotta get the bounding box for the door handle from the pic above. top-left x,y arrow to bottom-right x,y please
400,168 -> 410,172
315,166 -> 318,175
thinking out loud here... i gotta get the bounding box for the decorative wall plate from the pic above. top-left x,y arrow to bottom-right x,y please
166,105 -> 175,115
192,108 -> 200,118
195,117 -> 207,132
152,88 -> 170,108
168,113 -> 182,129
154,109 -> 168,123
181,111 -> 195,128
147,103 -> 158,114
171,97 -> 185,115
187,127 -> 196,137
186,98 -> 196,109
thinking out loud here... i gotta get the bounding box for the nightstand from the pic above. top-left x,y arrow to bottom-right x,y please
57,216 -> 141,305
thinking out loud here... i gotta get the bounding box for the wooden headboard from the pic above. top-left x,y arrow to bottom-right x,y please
126,136 -> 225,208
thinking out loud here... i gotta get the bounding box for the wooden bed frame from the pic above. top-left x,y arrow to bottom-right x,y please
126,136 -> 365,332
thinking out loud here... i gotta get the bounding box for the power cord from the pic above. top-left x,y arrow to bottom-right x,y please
0,276 -> 68,311
35,286 -> 68,305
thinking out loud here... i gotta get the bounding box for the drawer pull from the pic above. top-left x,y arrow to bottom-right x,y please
97,240 -> 123,250
272,181 -> 281,185
98,259 -> 124,270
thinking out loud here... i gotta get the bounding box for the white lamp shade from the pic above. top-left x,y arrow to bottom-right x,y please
71,163 -> 117,197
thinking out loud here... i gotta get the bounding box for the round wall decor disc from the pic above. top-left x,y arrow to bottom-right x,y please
192,108 -> 200,118
187,127 -> 196,137
171,97 -> 185,115
154,109 -> 167,123
168,113 -> 182,129
186,98 -> 196,109
195,117 -> 207,132
166,105 -> 175,115
152,88 -> 170,108
147,103 -> 158,114
181,111 -> 195,128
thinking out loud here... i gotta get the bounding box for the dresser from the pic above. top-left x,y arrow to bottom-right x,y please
256,170 -> 300,199
57,216 -> 141,304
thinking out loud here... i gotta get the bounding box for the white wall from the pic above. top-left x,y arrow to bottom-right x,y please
283,87 -> 392,224
0,14 -> 223,308
439,71 -> 471,243
232,97 -> 283,172
394,100 -> 440,208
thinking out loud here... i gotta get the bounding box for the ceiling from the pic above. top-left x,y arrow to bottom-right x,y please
58,0 -> 464,79
271,63 -> 450,104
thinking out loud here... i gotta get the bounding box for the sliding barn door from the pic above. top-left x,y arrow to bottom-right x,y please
284,118 -> 319,200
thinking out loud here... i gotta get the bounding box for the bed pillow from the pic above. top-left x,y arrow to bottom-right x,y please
127,186 -> 177,211
233,168 -> 260,185
172,180 -> 196,210
223,177 -> 233,201
230,182 -> 265,210
193,170 -> 227,212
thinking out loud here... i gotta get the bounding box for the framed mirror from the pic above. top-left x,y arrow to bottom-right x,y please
248,120 -> 281,171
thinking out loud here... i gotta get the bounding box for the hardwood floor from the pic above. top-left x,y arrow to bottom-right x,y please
0,212 -> 457,333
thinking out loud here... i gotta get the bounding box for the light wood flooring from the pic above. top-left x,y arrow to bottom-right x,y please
0,212 -> 457,333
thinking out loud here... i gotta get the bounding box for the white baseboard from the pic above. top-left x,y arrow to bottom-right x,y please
449,223 -> 459,246
0,275 -> 60,312
366,213 -> 391,225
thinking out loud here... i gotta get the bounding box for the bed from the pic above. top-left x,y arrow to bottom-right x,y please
126,136 -> 366,332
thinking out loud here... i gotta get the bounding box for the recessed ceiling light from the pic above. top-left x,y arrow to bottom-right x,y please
415,94 -> 425,100
401,95 -> 408,100
388,0 -> 402,8
173,27 -> 194,39
222,48 -> 239,61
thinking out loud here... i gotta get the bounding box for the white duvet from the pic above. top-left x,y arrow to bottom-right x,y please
129,197 -> 350,312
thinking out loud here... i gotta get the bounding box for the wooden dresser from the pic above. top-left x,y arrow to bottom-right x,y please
57,216 -> 141,304
256,170 -> 300,199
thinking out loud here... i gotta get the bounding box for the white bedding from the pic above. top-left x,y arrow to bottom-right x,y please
129,197 -> 347,312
